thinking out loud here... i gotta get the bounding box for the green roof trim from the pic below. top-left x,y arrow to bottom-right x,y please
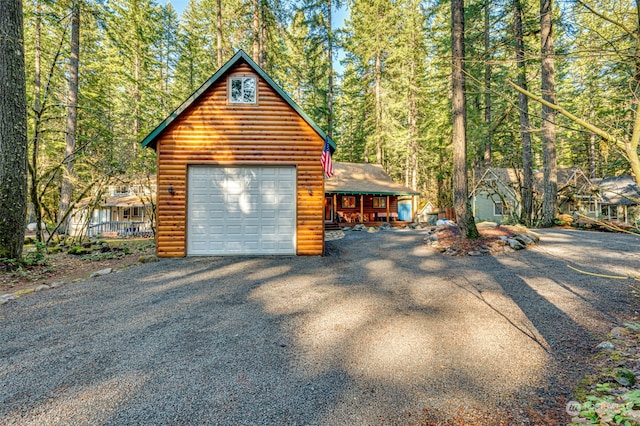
140,50 -> 337,152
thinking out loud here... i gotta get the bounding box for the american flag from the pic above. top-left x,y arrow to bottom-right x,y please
321,137 -> 333,178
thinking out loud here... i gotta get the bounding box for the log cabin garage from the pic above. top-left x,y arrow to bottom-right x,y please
141,50 -> 336,257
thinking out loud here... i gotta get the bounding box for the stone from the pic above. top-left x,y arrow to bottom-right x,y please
499,236 -> 509,242
49,282 -> 66,289
366,226 -> 378,233
379,222 -> 392,230
468,251 -> 483,256
138,255 -> 159,264
611,327 -> 628,338
514,233 -> 534,246
35,285 -> 50,292
596,341 -> 615,351
0,294 -> 17,305
526,231 -> 541,243
507,238 -> 525,250
352,224 -> 367,231
90,268 -> 112,278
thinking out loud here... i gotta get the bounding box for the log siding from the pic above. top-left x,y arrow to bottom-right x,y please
154,62 -> 325,257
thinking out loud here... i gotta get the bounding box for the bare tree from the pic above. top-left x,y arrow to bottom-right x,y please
0,0 -> 28,258
452,0 -> 479,238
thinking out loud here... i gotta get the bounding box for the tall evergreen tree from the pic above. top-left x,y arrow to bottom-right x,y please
0,0 -> 28,258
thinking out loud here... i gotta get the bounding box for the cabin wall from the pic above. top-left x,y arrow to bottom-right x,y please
332,194 -> 399,222
154,62 -> 325,257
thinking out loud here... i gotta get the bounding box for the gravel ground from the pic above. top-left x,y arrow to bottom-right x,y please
1,228 -> 639,425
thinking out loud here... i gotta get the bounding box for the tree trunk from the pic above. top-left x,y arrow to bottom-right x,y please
59,1 -> 80,236
217,0 -> 222,68
260,0 -> 266,67
253,0 -> 259,63
451,0 -> 479,239
514,0 -> 533,226
327,0 -> 333,138
0,0 -> 28,259
375,49 -> 382,164
540,0 -> 557,227
484,1 -> 492,166
589,94 -> 596,178
31,0 -> 44,242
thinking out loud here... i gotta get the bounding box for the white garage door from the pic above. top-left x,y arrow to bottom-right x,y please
187,166 -> 296,255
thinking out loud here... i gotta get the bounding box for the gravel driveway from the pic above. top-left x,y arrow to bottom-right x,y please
2,228 -> 639,425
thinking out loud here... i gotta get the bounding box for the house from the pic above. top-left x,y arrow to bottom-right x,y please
323,162 -> 420,225
471,168 -> 522,223
141,50 -> 335,257
595,175 -> 640,225
68,181 -> 155,238
471,167 -> 598,223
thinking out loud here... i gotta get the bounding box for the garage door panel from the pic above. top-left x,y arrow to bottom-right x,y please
187,166 -> 296,255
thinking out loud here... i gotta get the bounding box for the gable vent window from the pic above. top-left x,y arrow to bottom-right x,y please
230,77 -> 257,104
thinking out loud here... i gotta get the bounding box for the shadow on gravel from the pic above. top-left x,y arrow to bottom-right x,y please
1,229 -> 639,425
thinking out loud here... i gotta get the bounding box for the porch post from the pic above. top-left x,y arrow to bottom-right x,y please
333,194 -> 337,222
360,195 -> 364,222
386,196 -> 390,222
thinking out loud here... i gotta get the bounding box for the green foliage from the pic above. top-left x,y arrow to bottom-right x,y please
22,241 -> 48,266
67,246 -> 92,256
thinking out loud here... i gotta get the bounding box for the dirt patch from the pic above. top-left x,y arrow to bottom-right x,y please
424,223 -> 535,255
0,238 -> 155,295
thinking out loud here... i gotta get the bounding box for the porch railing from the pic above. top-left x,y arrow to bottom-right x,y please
87,221 -> 153,238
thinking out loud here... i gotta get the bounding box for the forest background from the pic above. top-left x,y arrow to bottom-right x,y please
22,0 -> 640,236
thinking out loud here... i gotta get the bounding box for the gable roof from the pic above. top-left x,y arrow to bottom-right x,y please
324,162 -> 420,196
140,50 -> 336,151
595,175 -> 640,205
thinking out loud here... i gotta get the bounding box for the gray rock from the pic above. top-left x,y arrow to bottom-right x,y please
366,226 -> 378,233
526,231 -> 541,243
409,222 -> 423,229
379,222 -> 392,230
507,238 -> 525,250
35,285 -> 50,292
90,268 -> 112,278
49,282 -> 66,288
499,236 -> 509,242
514,233 -> 535,246
0,294 -> 17,305
468,251 -> 483,256
611,327 -> 628,338
596,341 -> 615,351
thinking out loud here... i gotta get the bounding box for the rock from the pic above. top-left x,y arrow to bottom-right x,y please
35,284 -> 50,292
409,222 -> 423,229
351,224 -> 367,231
0,294 -> 17,305
366,226 -> 378,233
90,268 -> 112,278
379,222 -> 392,230
611,327 -> 628,338
49,282 -> 66,289
526,231 -> 541,243
499,236 -> 508,242
468,250 -> 483,256
514,233 -> 535,246
596,341 -> 615,351
507,238 -> 525,250
138,255 -> 159,264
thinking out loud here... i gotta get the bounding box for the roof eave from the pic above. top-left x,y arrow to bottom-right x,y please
140,50 -> 336,152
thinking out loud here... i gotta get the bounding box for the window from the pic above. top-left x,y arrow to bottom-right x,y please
229,77 -> 257,103
373,197 -> 386,208
341,196 -> 356,208
123,208 -> 131,220
494,201 -> 509,216
133,207 -> 142,217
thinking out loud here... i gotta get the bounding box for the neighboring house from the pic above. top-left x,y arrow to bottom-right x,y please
68,182 -> 155,238
471,167 -> 598,223
471,168 -> 521,223
323,162 -> 420,224
595,175 -> 640,225
141,50 -> 335,257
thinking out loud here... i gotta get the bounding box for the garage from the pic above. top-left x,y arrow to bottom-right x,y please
187,166 -> 296,255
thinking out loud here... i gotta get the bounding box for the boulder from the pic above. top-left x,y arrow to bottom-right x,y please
476,221 -> 498,230
35,284 -> 50,292
351,224 -> 367,231
513,233 -> 535,246
379,222 -> 392,230
90,268 -> 112,278
596,341 -> 615,351
506,238 -> 525,250
0,294 -> 17,305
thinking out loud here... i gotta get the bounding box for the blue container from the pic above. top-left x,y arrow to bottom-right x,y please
398,202 -> 412,221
